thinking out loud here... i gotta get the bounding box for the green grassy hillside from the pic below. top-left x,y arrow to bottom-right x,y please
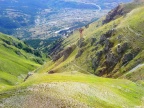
42,3 -> 144,81
0,33 -> 44,88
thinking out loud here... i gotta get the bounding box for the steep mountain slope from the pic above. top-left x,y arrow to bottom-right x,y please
40,2 -> 144,81
0,32 -> 44,88
0,2 -> 144,108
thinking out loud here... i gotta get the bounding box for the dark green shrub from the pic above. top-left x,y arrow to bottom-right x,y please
23,47 -> 33,54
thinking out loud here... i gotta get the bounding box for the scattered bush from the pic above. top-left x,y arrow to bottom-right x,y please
33,58 -> 43,64
34,50 -> 42,57
23,47 -> 33,54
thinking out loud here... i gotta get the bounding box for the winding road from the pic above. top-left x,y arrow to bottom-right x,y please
74,1 -> 101,12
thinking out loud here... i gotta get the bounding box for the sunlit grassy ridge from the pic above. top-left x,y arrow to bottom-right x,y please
0,73 -> 144,108
0,33 -> 42,88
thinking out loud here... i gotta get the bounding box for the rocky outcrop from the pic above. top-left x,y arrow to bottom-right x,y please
53,45 -> 76,61
122,53 -> 133,65
75,38 -> 87,58
117,35 -> 123,42
91,51 -> 103,72
100,34 -> 107,43
98,67 -> 107,76
96,50 -> 103,58
75,48 -> 86,58
104,39 -> 114,52
117,44 -> 122,53
122,48 -> 141,65
77,38 -> 87,48
116,42 -> 128,54
50,44 -> 63,56
103,4 -> 124,24
89,38 -> 96,46
92,58 -> 100,72
100,30 -> 114,44
132,47 -> 141,57
106,52 -> 118,66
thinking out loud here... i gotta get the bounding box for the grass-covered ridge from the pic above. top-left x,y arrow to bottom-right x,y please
0,73 -> 144,108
